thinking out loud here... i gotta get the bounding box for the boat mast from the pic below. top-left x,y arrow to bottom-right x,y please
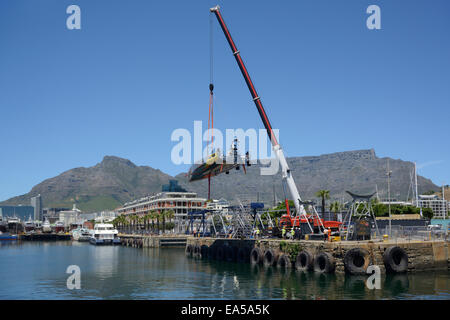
414,162 -> 422,217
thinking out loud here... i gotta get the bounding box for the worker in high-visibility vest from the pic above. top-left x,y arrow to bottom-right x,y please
256,228 -> 260,238
281,227 -> 286,238
290,228 -> 295,239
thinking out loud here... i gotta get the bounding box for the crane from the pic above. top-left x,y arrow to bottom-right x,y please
209,5 -> 319,234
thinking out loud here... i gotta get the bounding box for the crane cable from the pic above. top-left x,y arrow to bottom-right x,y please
208,12 -> 215,155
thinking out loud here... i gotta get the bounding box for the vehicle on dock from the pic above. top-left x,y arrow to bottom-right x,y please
89,223 -> 120,245
72,227 -> 91,242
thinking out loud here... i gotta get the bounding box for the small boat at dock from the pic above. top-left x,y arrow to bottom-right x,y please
89,223 -> 120,245
0,231 -> 18,241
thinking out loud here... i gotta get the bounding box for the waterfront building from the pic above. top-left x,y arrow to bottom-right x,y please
59,204 -> 82,227
0,205 -> 34,221
43,207 -> 70,224
94,211 -> 117,223
30,195 -> 43,221
118,191 -> 207,220
207,198 -> 230,214
416,194 -> 448,219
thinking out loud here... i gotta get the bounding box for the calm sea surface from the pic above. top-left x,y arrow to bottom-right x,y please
0,241 -> 448,300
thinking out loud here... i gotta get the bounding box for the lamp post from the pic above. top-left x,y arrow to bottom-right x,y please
387,159 -> 392,237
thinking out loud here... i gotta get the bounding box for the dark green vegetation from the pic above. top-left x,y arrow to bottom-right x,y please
0,150 -> 439,212
370,200 -> 434,219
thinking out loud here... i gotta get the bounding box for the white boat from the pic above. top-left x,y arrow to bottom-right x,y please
54,221 -> 65,233
7,216 -> 22,233
72,227 -> 91,242
89,223 -> 120,245
24,215 -> 35,232
42,218 -> 52,233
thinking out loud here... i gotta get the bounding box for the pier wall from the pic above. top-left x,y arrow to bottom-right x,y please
119,234 -> 187,248
186,237 -> 449,273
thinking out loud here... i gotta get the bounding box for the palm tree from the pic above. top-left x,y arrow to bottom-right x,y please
161,210 -> 168,234
315,190 -> 330,216
144,212 -> 150,232
329,201 -> 341,221
166,210 -> 175,233
155,211 -> 161,234
149,210 -> 156,233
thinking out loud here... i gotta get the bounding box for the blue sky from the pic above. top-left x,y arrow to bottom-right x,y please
0,0 -> 449,202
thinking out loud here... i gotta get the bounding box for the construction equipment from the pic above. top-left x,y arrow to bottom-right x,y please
209,5 -> 341,235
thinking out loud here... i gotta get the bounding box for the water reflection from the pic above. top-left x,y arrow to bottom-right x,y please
0,242 -> 448,300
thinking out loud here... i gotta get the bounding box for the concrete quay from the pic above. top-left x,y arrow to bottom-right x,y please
185,237 -> 449,274
119,234 -> 188,248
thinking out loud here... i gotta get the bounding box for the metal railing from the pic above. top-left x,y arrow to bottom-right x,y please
370,225 -> 449,242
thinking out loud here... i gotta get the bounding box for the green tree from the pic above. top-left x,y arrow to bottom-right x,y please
166,210 -> 175,232
315,190 -> 330,215
422,207 -> 433,219
269,200 -> 295,219
329,201 -> 341,221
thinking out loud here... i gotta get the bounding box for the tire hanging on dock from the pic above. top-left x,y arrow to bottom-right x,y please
295,251 -> 314,271
250,247 -> 263,265
344,248 -> 371,275
277,254 -> 292,269
263,249 -> 279,267
383,246 -> 408,273
313,252 -> 336,273
185,244 -> 194,257
194,245 -> 202,258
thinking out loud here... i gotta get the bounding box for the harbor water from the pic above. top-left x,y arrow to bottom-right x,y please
0,241 -> 448,300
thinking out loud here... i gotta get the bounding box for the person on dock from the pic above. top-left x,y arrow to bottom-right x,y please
281,227 -> 286,239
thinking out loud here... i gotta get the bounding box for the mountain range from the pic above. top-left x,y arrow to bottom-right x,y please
0,149 -> 439,212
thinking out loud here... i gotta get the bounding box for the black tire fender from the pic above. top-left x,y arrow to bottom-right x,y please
314,252 -> 336,273
295,251 -> 314,271
383,246 -> 408,273
250,247 -> 263,265
277,254 -> 292,269
194,245 -> 201,257
185,244 -> 193,257
263,249 -> 279,267
344,248 -> 371,275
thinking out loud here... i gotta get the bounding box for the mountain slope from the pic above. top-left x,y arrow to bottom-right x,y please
0,150 -> 439,212
175,149 -> 438,204
0,156 -> 173,211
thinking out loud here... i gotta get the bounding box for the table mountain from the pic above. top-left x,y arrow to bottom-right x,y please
0,150 -> 439,212
175,149 -> 439,205
0,156 -> 173,212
